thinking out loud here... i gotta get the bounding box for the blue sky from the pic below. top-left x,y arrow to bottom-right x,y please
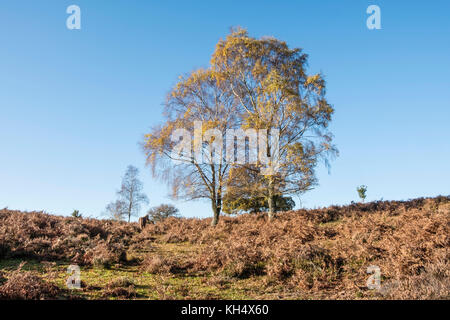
1,1 -> 449,219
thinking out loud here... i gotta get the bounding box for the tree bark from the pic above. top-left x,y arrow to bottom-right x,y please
127,196 -> 133,223
268,177 -> 275,222
210,165 -> 222,227
211,202 -> 221,226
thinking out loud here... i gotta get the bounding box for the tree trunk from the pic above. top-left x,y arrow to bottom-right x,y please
211,202 -> 220,226
267,174 -> 277,221
268,194 -> 275,222
211,171 -> 222,227
128,202 -> 132,223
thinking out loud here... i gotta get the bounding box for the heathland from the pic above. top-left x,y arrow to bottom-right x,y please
0,196 -> 448,300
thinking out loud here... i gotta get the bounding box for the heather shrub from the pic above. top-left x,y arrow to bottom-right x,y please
103,286 -> 136,299
159,232 -> 188,244
141,217 -> 210,244
106,277 -> 135,288
290,247 -> 343,289
0,209 -> 137,266
0,263 -> 61,300
196,241 -> 265,278
190,215 -> 320,280
380,257 -> 450,299
102,278 -> 137,299
141,254 -> 187,274
83,241 -> 127,268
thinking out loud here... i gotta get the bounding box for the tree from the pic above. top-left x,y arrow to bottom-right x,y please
223,166 -> 296,214
223,194 -> 295,214
143,29 -> 336,224
105,200 -> 127,221
212,28 -> 337,221
104,166 -> 149,222
143,69 -> 239,226
147,204 -> 180,223
357,185 -> 368,203
71,210 -> 82,218
117,165 -> 149,222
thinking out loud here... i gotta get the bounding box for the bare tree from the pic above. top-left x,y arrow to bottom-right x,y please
105,200 -> 127,221
143,69 -> 238,226
117,165 -> 149,222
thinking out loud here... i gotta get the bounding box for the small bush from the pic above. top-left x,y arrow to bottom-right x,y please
142,254 -> 179,274
103,286 -> 136,299
83,242 -> 126,268
106,277 -> 134,288
0,209 -> 138,266
102,277 -> 137,299
0,263 -> 61,300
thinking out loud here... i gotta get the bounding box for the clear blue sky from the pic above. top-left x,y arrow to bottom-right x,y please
1,1 -> 449,219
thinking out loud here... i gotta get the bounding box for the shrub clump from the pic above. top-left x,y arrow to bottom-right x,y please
103,277 -> 137,299
141,254 -> 189,275
0,263 -> 61,300
0,209 -> 136,266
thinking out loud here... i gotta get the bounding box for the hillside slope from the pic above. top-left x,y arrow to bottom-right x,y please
0,196 -> 449,299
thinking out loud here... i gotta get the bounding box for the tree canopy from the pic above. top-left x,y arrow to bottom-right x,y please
143,28 -> 336,225
147,204 -> 180,223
